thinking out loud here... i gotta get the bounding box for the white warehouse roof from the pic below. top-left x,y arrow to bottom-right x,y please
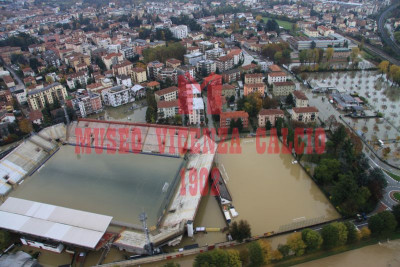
0,197 -> 113,249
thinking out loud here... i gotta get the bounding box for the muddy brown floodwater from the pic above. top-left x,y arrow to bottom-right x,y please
215,137 -> 340,235
296,241 -> 400,267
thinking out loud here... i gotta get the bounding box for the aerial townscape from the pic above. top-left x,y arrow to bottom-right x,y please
1,0 -> 400,266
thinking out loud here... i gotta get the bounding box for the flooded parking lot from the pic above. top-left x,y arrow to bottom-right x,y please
215,138 -> 340,235
88,102 -> 147,123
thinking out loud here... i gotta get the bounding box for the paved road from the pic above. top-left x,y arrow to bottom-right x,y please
378,2 -> 400,59
3,63 -> 25,89
304,86 -> 400,209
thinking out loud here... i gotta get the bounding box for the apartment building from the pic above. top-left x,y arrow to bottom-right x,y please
258,109 -> 284,127
244,83 -> 265,96
101,85 -> 134,107
220,111 -> 249,128
291,107 -> 319,123
131,67 -> 147,84
245,73 -> 263,84
267,72 -> 287,84
154,86 -> 178,102
272,81 -> 295,96
293,90 -> 309,107
27,83 -> 68,110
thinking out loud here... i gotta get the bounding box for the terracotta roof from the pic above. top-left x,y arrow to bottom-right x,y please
157,99 -> 179,109
244,83 -> 265,88
293,107 -> 318,113
273,81 -> 295,86
220,111 -> 249,120
259,109 -> 284,116
146,81 -> 160,87
245,73 -> 263,78
269,64 -> 281,72
222,84 -> 235,90
132,67 -> 145,72
293,90 -> 308,100
29,110 -> 43,122
155,86 -> 178,96
268,71 -> 287,77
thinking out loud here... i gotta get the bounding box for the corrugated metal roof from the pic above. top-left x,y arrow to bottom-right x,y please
0,197 -> 113,249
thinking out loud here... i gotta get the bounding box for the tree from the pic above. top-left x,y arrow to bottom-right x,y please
94,56 -> 106,71
302,229 -> 323,252
18,119 -> 33,134
344,221 -> 360,244
278,244 -> 290,258
274,51 -> 283,64
311,41 -> 316,49
262,97 -> 278,109
321,222 -> 347,249
163,263 -> 180,267
392,204 -> 400,225
350,47 -> 360,63
314,158 -> 341,184
299,50 -> 308,64
194,249 -> 241,267
248,241 -> 265,267
285,93 -> 295,106
326,47 -> 334,62
287,232 -> 306,256
230,220 -> 251,242
378,60 -> 389,77
360,226 -> 371,239
259,239 -> 273,264
368,211 -> 397,236
265,120 -> 272,131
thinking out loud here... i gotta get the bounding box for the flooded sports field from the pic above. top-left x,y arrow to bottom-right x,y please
11,145 -> 183,227
216,137 -> 340,235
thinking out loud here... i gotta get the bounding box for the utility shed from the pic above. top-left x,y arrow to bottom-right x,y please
0,197 -> 113,249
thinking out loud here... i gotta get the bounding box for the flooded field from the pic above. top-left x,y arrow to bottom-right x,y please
88,102 -> 147,123
216,138 -> 340,235
11,145 -> 183,227
296,241 -> 400,267
308,70 -> 400,129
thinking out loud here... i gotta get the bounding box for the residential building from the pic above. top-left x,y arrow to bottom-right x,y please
157,100 -> 179,119
196,60 -> 216,76
221,84 -> 236,98
147,61 -> 164,80
220,111 -> 249,128
177,65 -> 196,79
291,107 -> 319,123
131,67 -> 147,84
244,83 -> 265,96
293,90 -> 309,107
267,72 -> 287,84
72,91 -> 103,118
166,58 -> 182,69
102,53 -> 124,70
112,60 -> 133,76
155,86 -> 178,102
170,25 -> 188,39
101,85 -> 135,107
245,73 -> 263,84
216,55 -> 234,73
258,109 -> 284,127
158,68 -> 178,84
222,69 -> 241,83
272,81 -> 295,96
27,83 -> 68,110
66,71 -> 89,89
205,48 -> 226,60
184,52 -> 204,66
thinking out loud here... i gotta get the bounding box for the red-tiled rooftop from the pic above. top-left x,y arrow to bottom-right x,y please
259,109 -> 284,116
268,71 -> 287,77
220,111 -> 249,119
155,86 -> 178,96
157,100 -> 179,109
293,90 -> 308,100
273,81 -> 295,86
269,64 -> 281,72
293,107 -> 318,113
245,73 -> 263,78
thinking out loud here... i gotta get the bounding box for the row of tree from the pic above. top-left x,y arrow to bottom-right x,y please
142,42 -> 186,63
377,60 -> 400,87
261,42 -> 291,65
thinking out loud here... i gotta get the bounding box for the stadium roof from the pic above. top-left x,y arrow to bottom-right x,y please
0,197 -> 113,249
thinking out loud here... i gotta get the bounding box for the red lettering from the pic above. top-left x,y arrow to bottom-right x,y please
131,127 -> 142,153
294,128 -> 305,155
189,168 -> 198,196
199,167 -> 209,196
118,128 -> 130,154
75,127 -> 92,154
268,128 -> 280,154
217,127 -> 228,154
189,128 -> 201,154
306,128 -> 313,154
256,127 -> 266,154
180,168 -> 186,196
202,128 -> 216,154
156,127 -> 168,154
229,128 -> 241,154
106,128 -> 116,154
315,128 -> 326,154
210,167 -> 220,196
93,128 -> 105,154
281,128 -> 292,154
168,128 -> 176,155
